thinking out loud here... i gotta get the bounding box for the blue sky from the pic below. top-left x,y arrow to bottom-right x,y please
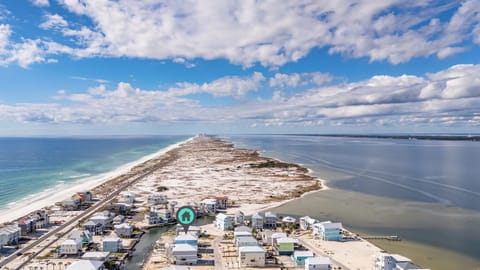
0,0 -> 480,135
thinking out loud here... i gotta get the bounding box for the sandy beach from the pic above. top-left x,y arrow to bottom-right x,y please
0,137 -> 193,224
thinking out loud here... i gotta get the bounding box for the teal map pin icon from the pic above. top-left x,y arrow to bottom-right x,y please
176,206 -> 196,234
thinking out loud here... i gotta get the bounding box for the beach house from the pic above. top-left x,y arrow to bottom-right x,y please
0,223 -> 21,247
235,210 -> 245,225
83,220 -> 103,235
266,232 -> 287,246
175,234 -> 198,246
114,223 -> 133,238
215,196 -> 228,209
69,229 -> 93,245
305,256 -> 331,270
111,202 -> 132,215
172,244 -> 198,265
300,216 -> 317,231
313,222 -> 343,241
282,216 -> 297,226
201,199 -> 217,214
294,251 -> 315,266
102,238 -> 122,252
60,238 -> 82,255
374,253 -> 431,270
175,225 -> 201,237
113,215 -> 125,225
66,260 -> 105,270
18,217 -> 36,235
234,226 -> 252,233
275,237 -> 297,255
120,191 -> 135,204
76,190 -> 93,201
147,193 -> 168,205
238,246 -> 266,267
215,213 -> 234,231
145,206 -> 173,225
251,213 -> 264,229
264,212 -> 278,228
236,236 -> 258,247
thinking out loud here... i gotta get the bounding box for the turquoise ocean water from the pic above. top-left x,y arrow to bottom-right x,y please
0,135 -> 190,209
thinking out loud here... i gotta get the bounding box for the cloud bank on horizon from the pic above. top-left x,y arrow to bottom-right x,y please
0,0 -> 479,134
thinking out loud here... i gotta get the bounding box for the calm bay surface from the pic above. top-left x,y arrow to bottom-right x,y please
226,135 -> 480,270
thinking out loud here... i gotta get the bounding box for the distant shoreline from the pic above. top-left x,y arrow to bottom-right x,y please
250,133 -> 480,141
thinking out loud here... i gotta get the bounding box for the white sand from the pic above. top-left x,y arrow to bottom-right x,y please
0,137 -> 194,224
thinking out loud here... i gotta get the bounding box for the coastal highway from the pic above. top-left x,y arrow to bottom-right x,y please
0,155 -> 172,270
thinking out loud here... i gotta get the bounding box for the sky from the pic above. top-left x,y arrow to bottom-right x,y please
0,0 -> 480,136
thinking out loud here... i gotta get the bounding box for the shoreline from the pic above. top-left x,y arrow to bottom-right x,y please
0,136 -> 195,224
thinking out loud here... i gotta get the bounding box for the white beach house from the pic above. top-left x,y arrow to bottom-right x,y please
238,246 -> 266,267
305,256 -> 331,270
374,253 -> 431,270
147,193 -> 168,205
114,223 -> 133,238
175,225 -> 201,237
251,213 -> 264,229
102,238 -> 122,252
172,244 -> 198,265
66,260 -> 105,270
294,251 -> 315,266
60,239 -> 82,255
175,234 -> 198,246
201,199 -> 217,213
313,221 -> 343,241
83,220 -> 103,235
81,251 -> 110,262
120,191 -> 135,204
0,223 -> 21,247
69,229 -> 93,245
300,216 -> 318,230
215,213 -> 234,231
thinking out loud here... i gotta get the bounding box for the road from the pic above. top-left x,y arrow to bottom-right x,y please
212,237 -> 224,270
0,158 -> 170,270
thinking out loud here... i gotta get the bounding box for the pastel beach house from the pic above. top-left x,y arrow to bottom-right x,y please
275,237 -> 298,255
215,196 -> 228,209
175,234 -> 198,246
215,213 -> 234,231
294,250 -> 315,266
69,229 -> 93,245
102,237 -> 122,252
237,236 -> 258,247
239,246 -> 266,267
313,221 -> 343,241
305,256 -> 331,270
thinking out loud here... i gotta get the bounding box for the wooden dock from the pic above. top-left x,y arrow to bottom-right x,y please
361,235 -> 401,241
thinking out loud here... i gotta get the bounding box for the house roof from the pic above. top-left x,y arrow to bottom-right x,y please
238,236 -> 257,243
282,216 -> 296,223
238,246 -> 265,253
264,211 -> 277,218
84,221 -> 98,226
66,260 -> 104,270
276,237 -> 298,244
234,226 -> 251,233
103,237 -> 121,243
391,254 -> 412,262
61,239 -> 78,245
294,251 -> 314,258
306,256 -> 331,265
81,252 -> 110,260
251,213 -> 263,219
216,213 -> 233,220
234,231 -> 252,237
114,223 -> 132,229
175,234 -> 198,241
320,222 -> 342,229
173,244 -> 198,252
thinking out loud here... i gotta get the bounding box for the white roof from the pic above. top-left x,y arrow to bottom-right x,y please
90,216 -> 108,220
202,198 -> 217,204
276,237 -> 298,244
175,234 -> 198,241
282,216 -> 296,223
265,211 -> 277,218
238,236 -> 257,243
294,251 -> 314,258
252,213 -> 263,219
239,246 -> 265,253
216,213 -> 233,220
62,239 -> 78,245
306,256 -> 331,265
234,226 -> 251,233
173,244 -> 198,252
114,223 -> 132,229
66,260 -> 104,270
271,232 -> 287,239
391,254 -> 412,262
82,252 -> 110,259
234,231 -> 252,237
103,237 -> 121,242
322,222 -> 342,229
84,221 -> 98,226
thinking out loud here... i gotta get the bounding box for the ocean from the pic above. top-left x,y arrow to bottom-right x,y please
0,135 -> 189,209
225,134 -> 480,270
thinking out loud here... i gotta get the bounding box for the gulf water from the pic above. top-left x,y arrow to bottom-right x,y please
226,134 -> 480,270
0,135 -> 189,209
